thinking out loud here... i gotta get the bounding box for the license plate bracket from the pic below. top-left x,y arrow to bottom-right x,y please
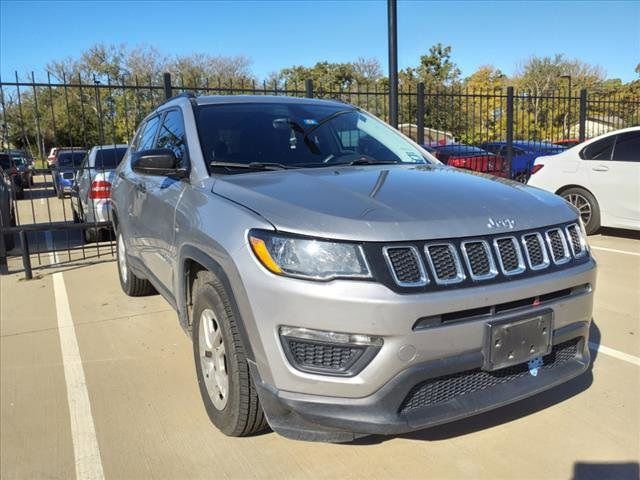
483,310 -> 553,371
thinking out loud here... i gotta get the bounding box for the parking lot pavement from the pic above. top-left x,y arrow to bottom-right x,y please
1,232 -> 639,479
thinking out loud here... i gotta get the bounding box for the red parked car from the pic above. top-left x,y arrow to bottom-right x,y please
426,144 -> 508,177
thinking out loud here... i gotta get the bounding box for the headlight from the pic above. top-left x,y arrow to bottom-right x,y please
248,230 -> 371,280
577,217 -> 591,252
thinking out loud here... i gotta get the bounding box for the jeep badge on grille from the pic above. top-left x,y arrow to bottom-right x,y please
487,217 -> 516,230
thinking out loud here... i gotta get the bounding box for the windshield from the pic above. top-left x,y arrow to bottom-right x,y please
196,103 -> 435,171
57,151 -> 86,167
93,147 -> 127,169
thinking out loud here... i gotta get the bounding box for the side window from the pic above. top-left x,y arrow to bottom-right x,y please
156,109 -> 188,168
137,116 -> 161,152
611,132 -> 640,162
580,136 -> 615,161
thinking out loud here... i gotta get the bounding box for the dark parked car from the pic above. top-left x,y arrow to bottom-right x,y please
53,150 -> 86,198
478,141 -> 566,182
0,166 -> 15,250
427,144 -> 507,177
0,153 -> 24,199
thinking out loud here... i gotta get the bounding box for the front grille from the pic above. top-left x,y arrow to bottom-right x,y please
379,221 -> 589,291
566,224 -> 585,257
287,339 -> 364,371
399,338 -> 580,414
425,244 -> 463,284
547,229 -> 570,264
495,237 -> 524,274
522,233 -> 548,269
462,241 -> 495,279
383,246 -> 426,286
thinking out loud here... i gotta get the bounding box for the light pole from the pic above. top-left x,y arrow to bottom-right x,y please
388,0 -> 398,128
560,74 -> 572,139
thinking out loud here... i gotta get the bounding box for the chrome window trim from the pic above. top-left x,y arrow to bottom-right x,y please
521,232 -> 550,271
460,240 -> 498,281
424,243 -> 466,285
493,236 -> 526,275
545,228 -> 571,265
565,224 -> 587,258
382,245 -> 429,287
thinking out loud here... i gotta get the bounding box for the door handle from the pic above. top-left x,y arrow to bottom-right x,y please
592,165 -> 609,172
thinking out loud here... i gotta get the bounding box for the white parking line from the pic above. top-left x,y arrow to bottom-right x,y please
588,342 -> 640,367
53,272 -> 105,480
591,246 -> 640,257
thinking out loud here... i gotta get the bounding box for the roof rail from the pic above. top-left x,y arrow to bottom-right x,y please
158,91 -> 196,108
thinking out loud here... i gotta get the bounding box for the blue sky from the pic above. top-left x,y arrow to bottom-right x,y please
1,0 -> 639,82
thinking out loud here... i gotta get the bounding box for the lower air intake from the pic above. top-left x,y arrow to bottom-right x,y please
399,338 -> 580,414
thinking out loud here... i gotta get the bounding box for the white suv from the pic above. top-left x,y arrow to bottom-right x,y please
528,127 -> 640,234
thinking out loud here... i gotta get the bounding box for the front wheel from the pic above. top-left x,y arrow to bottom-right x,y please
116,231 -> 155,296
192,270 -> 268,437
561,187 -> 601,235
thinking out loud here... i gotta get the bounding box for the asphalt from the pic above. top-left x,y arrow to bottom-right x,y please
1,175 -> 639,479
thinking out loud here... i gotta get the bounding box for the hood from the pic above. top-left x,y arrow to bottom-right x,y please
212,164 -> 577,242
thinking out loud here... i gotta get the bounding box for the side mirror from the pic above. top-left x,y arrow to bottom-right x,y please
131,149 -> 188,178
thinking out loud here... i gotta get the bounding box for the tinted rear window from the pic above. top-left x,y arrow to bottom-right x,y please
57,151 -> 86,167
436,145 -> 489,156
94,147 -> 128,169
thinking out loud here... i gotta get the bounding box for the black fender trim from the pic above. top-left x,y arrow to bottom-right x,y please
177,245 -> 256,362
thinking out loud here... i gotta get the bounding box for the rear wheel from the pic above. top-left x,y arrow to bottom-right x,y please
561,187 -> 601,235
116,231 -> 155,296
192,270 -> 268,437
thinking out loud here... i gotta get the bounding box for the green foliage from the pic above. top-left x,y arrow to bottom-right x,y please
1,44 -> 638,159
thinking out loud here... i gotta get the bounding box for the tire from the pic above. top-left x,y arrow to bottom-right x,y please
116,231 -> 155,296
83,227 -> 99,243
561,187 -> 601,235
192,270 -> 268,437
514,172 -> 529,184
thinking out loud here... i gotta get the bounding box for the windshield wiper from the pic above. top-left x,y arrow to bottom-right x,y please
346,158 -> 401,166
209,161 -> 293,171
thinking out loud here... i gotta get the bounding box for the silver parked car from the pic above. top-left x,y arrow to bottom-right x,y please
71,144 -> 128,242
111,94 -> 597,442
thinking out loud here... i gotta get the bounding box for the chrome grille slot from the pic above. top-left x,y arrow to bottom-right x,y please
382,246 -> 427,287
522,233 -> 549,270
565,224 -> 586,258
546,228 -> 570,264
425,244 -> 465,285
461,240 -> 497,280
493,237 -> 525,275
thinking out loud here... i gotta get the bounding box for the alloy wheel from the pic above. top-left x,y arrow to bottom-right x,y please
199,308 -> 229,410
564,193 -> 592,227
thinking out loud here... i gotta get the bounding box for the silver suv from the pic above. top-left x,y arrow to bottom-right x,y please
111,94 -> 596,442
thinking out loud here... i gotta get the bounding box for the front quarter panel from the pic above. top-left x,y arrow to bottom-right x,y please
174,180 -> 276,381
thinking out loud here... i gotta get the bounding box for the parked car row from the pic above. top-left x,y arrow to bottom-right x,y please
0,151 -> 33,199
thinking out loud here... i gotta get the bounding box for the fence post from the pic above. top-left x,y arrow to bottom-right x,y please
305,79 -> 314,98
19,230 -> 32,280
163,73 -> 173,100
416,82 -> 425,146
0,229 -> 7,275
505,86 -> 514,178
578,89 -> 587,143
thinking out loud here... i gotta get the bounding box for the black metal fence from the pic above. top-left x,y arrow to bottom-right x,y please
1,72 -> 638,277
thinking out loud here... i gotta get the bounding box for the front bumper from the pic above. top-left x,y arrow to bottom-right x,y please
235,244 -> 596,440
252,321 -> 590,442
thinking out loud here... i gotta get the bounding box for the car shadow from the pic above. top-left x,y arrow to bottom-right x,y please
572,462 -> 639,480
351,321 -> 600,445
596,227 -> 640,240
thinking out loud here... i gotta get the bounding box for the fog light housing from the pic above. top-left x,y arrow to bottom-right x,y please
279,326 -> 382,376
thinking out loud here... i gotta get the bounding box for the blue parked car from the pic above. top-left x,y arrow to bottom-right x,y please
478,141 -> 566,183
53,150 -> 86,198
